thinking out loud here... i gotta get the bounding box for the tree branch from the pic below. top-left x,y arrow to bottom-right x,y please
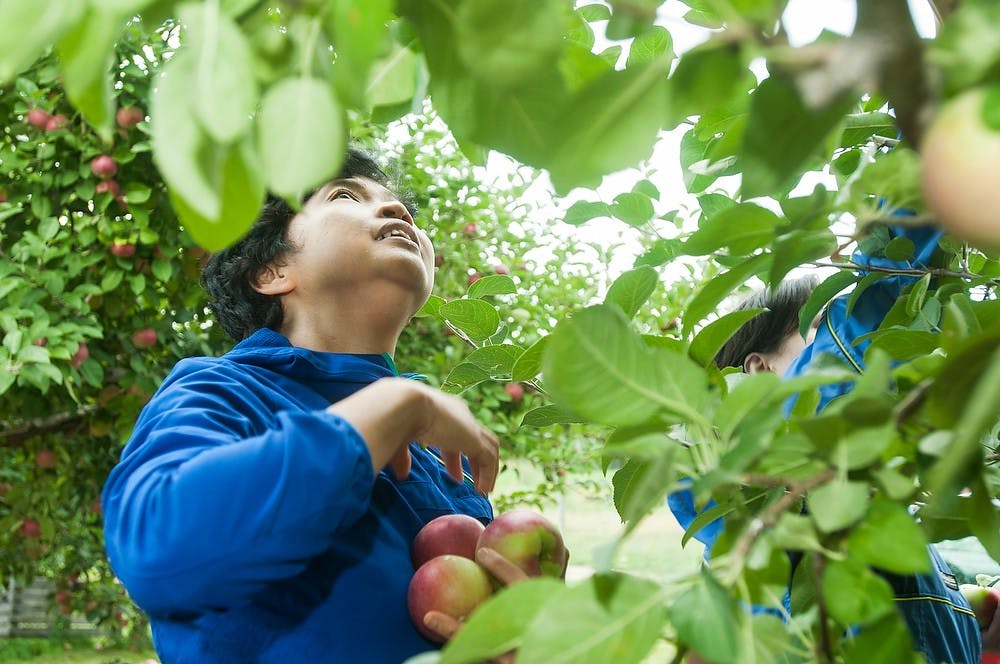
0,405 -> 97,447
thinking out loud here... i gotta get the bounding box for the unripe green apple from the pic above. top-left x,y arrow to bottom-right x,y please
476,509 -> 568,578
407,554 -> 493,643
921,87 -> 1000,246
411,514 -> 486,568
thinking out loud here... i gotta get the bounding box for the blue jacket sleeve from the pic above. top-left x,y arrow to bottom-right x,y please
102,362 -> 377,615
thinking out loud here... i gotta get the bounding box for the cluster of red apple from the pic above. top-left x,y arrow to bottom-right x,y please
407,509 -> 568,643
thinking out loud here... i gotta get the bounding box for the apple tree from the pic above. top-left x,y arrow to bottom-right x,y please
2,0 -> 1000,661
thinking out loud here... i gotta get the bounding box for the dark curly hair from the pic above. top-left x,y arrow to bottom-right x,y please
201,147 -> 417,342
713,276 -> 819,369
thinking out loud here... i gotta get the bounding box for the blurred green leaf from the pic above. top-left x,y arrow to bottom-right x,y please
519,573 -> 667,664
441,579 -> 565,664
0,0 -> 83,84
180,1 -> 258,144
328,0 -> 393,109
689,307 -> 765,368
684,203 -> 782,256
848,498 -> 930,575
668,567 -> 741,664
258,76 -> 345,200
807,480 -> 869,533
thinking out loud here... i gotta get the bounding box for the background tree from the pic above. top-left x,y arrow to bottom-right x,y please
1,0 -> 999,661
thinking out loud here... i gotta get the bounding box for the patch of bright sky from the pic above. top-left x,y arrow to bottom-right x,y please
475,0 -> 938,290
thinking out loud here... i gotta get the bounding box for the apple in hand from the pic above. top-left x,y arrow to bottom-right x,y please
476,509 -> 568,578
407,554 -> 493,643
412,514 -> 486,568
960,583 -> 1000,629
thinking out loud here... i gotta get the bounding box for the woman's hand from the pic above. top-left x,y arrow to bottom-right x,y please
326,378 -> 500,495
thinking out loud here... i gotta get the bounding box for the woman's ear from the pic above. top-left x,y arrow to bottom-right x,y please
252,264 -> 295,296
743,352 -> 771,375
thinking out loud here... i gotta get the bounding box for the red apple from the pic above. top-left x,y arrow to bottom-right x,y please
45,114 -> 67,131
116,106 -> 144,128
467,272 -> 482,286
503,383 -> 524,403
90,498 -> 103,515
70,343 -> 89,368
407,554 -> 493,643
412,514 -> 486,568
110,242 -> 136,257
921,87 -> 1000,245
90,155 -> 118,179
434,253 -> 445,268
476,509 -> 568,578
492,264 -> 509,275
26,108 -> 50,128
462,223 -> 478,238
960,583 -> 1000,629
35,449 -> 57,469
0,189 -> 7,203
33,337 -> 47,347
95,179 -> 121,196
0,481 -> 11,496
20,517 -> 41,539
131,327 -> 157,348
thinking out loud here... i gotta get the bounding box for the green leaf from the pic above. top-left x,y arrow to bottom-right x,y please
442,362 -> 490,392
151,259 -> 173,283
807,480 -> 869,533
543,305 -> 710,427
684,203 -> 781,256
57,5 -> 123,141
169,135 -> 266,251
740,77 -> 854,198
682,253 -> 771,336
512,336 -> 549,382
547,61 -> 670,191
518,573 -> 666,664
608,192 -> 654,228
151,52 -> 220,220
367,43 -> 420,108
626,25 -> 672,68
468,274 -> 516,299
688,307 -> 765,368
848,498 -> 930,575
665,42 -> 745,128
668,568 -> 740,664
100,271 -> 123,292
328,0 -> 393,109
842,613 -> 919,664
612,453 -> 675,528
604,266 -> 658,319
0,0 -> 84,84
798,270 -> 857,339
461,344 -> 524,375
440,579 -> 565,664
839,111 -> 899,146
884,235 -> 915,261
258,77 -> 345,200
564,200 -> 612,226
768,228 -> 837,287
822,557 -> 895,625
520,405 -> 583,427
415,294 -> 445,319
455,0 -> 570,89
905,273 -> 931,317
179,1 -> 257,144
438,299 -> 501,343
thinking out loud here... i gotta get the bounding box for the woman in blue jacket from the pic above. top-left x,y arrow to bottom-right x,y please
102,148 -> 503,662
669,225 -> 994,662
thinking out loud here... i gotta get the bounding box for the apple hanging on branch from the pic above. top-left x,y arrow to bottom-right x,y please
921,86 -> 1000,246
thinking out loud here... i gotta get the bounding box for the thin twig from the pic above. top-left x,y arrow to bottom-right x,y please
0,405 -> 98,447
